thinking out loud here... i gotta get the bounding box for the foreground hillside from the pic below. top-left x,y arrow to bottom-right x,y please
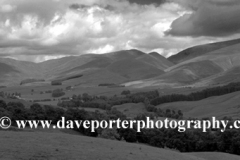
1,130 -> 239,160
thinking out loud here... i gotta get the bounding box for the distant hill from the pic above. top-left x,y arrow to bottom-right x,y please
125,38 -> 240,88
149,52 -> 174,68
0,58 -> 43,78
0,49 -> 174,86
168,38 -> 240,64
0,62 -> 19,75
105,49 -> 146,61
2,40 -> 240,88
41,49 -> 171,85
124,60 -> 223,88
137,53 -> 173,70
106,59 -> 164,80
55,50 -> 170,85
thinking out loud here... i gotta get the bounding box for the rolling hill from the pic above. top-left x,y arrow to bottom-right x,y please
112,103 -> 147,118
104,49 -> 146,61
0,49 -> 172,85
156,91 -> 240,119
106,59 -> 164,80
53,50 -> 171,85
0,49 -> 174,86
0,62 -> 19,75
137,53 -> 173,70
0,63 -> 23,86
124,60 -> 223,88
166,41 -> 240,86
149,52 -> 174,68
1,130 -> 239,160
2,39 -> 240,89
168,38 -> 240,64
125,38 -> 240,88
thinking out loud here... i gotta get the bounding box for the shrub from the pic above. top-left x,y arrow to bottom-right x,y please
52,89 -> 65,98
121,90 -> 131,95
51,81 -> 62,86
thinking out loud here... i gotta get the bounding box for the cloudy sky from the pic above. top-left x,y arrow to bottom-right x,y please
0,0 -> 240,62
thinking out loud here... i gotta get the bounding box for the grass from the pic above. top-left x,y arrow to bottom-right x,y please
157,91 -> 240,119
112,103 -> 148,118
2,130 -> 239,160
0,84 -> 158,106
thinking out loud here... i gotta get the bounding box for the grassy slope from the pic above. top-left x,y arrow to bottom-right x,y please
0,97 -> 33,108
104,49 -> 145,61
0,49 -> 174,87
156,91 -> 240,119
112,103 -> 147,118
168,43 -> 240,86
0,59 -> 44,86
2,130 -> 239,160
126,42 -> 240,88
156,60 -> 223,83
149,52 -> 174,68
0,63 -> 22,86
137,53 -> 173,70
168,38 -> 240,64
0,62 -> 19,75
213,66 -> 240,84
62,69 -> 127,86
166,43 -> 240,73
107,59 -> 164,80
124,60 -> 223,88
188,152 -> 240,160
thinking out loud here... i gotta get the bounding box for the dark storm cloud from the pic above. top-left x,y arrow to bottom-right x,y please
127,0 -> 166,5
69,3 -> 115,11
166,0 -> 240,37
69,4 -> 83,10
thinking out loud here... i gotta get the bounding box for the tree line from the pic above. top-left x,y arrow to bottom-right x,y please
1,100 -> 240,155
150,82 -> 240,106
57,90 -> 159,110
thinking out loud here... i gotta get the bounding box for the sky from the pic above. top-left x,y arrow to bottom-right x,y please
0,0 -> 240,62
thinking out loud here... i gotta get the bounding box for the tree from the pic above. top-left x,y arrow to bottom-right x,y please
6,105 -> 27,124
123,129 -> 137,143
0,100 -> 7,109
52,89 -> 65,98
29,103 -> 45,120
100,128 -> 121,140
230,135 -> 240,155
121,90 -> 131,96
51,81 -> 62,85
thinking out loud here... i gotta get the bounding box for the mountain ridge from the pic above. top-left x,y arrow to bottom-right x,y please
0,49 -> 172,86
168,38 -> 240,64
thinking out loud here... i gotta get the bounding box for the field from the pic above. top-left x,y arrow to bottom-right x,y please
156,91 -> 240,119
1,130 -> 240,160
112,103 -> 147,118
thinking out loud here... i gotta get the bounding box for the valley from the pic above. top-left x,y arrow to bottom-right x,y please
1,38 -> 240,118
1,38 -> 240,159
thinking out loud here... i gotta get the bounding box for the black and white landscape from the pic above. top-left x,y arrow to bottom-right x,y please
1,0 -> 240,160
